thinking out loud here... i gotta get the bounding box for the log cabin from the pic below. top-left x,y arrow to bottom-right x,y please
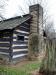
0,4 -> 43,63
0,14 -> 32,62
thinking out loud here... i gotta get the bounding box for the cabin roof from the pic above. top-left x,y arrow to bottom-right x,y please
0,14 -> 31,30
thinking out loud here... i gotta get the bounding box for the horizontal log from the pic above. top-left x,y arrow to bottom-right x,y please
12,41 -> 28,44
0,37 -> 10,42
12,44 -> 28,47
12,54 -> 27,61
15,30 -> 29,34
0,54 -> 10,58
12,51 -> 28,55
13,49 -> 28,52
12,46 -> 28,49
0,52 -> 9,55
0,43 -> 10,47
17,26 -> 30,32
12,54 -> 28,59
19,26 -> 30,30
19,23 -> 30,28
0,48 -> 10,53
13,31 -> 29,36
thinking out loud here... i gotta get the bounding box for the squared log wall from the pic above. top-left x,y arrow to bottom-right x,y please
0,30 -> 13,62
11,21 -> 30,61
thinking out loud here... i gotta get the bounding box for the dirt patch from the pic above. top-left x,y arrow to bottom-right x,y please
8,59 -> 38,68
29,70 -> 43,75
39,70 -> 56,75
29,70 -> 55,75
31,72 -> 43,75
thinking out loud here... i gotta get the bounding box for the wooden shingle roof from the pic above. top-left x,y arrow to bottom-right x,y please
0,14 -> 31,30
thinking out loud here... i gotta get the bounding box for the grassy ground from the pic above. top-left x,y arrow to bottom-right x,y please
0,60 -> 41,75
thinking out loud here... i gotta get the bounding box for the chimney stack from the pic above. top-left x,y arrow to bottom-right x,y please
29,4 -> 43,52
29,4 -> 43,35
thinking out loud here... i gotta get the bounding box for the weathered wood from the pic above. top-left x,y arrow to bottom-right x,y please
9,31 -> 13,62
19,23 -> 30,29
0,32 -> 11,54
13,41 -> 28,44
12,51 -> 28,55
14,31 -> 29,36
0,49 -> 10,53
0,43 -> 10,47
12,46 -> 28,49
17,26 -> 30,32
11,21 -> 30,60
12,55 -> 27,61
0,38 -> 10,41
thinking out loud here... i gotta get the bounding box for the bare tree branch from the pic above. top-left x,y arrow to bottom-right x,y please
18,5 -> 26,16
0,0 -> 8,20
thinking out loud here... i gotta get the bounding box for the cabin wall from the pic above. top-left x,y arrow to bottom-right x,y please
12,22 -> 30,61
0,31 -> 12,62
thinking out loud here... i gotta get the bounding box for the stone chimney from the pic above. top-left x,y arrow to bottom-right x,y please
29,4 -> 43,52
29,4 -> 43,35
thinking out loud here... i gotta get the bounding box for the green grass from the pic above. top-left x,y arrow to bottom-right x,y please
0,61 -> 41,75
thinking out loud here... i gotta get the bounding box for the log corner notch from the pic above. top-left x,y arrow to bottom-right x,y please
28,4 -> 43,58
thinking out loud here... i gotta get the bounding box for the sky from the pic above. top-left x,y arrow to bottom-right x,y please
47,0 -> 56,30
0,0 -> 56,30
